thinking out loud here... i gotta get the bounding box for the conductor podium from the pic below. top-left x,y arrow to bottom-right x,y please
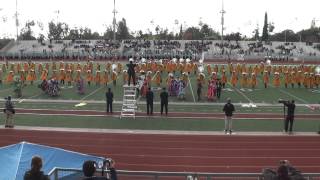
120,85 -> 138,119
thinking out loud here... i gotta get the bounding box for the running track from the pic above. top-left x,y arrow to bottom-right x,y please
0,129 -> 320,174
1,109 -> 320,175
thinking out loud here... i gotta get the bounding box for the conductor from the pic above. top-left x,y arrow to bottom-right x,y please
284,100 -> 296,133
126,59 -> 136,86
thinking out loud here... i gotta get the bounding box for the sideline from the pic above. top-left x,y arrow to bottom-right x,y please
2,126 -> 318,136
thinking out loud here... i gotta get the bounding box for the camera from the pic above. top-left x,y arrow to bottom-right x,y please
103,159 -> 113,169
278,99 -> 288,104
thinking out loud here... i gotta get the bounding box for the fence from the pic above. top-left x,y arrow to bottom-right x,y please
48,167 -> 320,180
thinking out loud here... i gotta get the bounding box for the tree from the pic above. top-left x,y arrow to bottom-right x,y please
252,24 -> 260,41
67,28 -> 80,40
183,27 -> 202,40
261,12 -> 269,41
48,21 -> 69,40
19,20 -> 36,40
116,18 -> 132,40
268,22 -> 275,33
225,32 -> 242,41
103,26 -> 115,40
200,24 -> 220,40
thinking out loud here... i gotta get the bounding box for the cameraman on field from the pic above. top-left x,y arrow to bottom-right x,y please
283,100 -> 296,134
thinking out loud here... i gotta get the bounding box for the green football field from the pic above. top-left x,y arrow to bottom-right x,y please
0,62 -> 319,132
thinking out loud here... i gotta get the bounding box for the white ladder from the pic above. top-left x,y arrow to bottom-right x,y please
120,85 -> 138,119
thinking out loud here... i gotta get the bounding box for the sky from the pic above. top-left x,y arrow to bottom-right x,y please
0,0 -> 320,39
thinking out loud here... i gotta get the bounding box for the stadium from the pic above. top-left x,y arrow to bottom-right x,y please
0,0 -> 320,179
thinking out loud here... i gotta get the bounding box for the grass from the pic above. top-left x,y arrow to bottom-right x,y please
8,114 -> 320,132
0,62 -> 319,104
0,62 -> 319,133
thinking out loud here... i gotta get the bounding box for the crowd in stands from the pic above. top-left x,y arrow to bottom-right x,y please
1,40 -> 320,61
123,39 -> 151,52
154,40 -> 181,50
185,40 -> 212,54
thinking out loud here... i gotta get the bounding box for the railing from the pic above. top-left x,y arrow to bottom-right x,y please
48,167 -> 320,180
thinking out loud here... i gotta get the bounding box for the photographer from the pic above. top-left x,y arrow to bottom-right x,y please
283,100 -> 296,134
262,160 -> 306,180
81,159 -> 117,180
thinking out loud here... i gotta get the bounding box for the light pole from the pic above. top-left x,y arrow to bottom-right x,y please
15,0 -> 19,42
220,0 -> 226,44
112,0 -> 117,41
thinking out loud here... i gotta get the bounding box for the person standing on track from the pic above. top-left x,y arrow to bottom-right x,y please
160,87 -> 169,116
106,88 -> 114,113
223,98 -> 235,134
146,87 -> 154,115
284,100 -> 296,134
4,95 -> 15,128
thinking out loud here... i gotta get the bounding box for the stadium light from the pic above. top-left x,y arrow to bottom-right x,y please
220,0 -> 226,44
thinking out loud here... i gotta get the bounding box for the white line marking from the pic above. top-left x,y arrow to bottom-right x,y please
188,76 -> 196,103
14,112 -> 320,120
80,86 -> 103,101
279,89 -> 309,104
0,88 -> 12,93
227,83 -> 253,103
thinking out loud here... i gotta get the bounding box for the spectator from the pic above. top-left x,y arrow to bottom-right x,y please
146,87 -> 154,115
24,156 -> 50,180
223,98 -> 235,134
106,88 -> 114,113
262,160 -> 306,180
82,160 -> 117,180
160,87 -> 169,116
4,95 -> 15,128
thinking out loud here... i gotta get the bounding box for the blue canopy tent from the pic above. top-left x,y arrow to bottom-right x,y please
0,141 -> 106,179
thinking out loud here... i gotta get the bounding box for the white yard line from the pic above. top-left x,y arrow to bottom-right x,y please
80,86 -> 104,101
188,76 -> 196,102
0,87 -> 13,93
267,83 -> 309,104
227,83 -> 253,103
19,93 -> 42,103
279,89 -> 309,104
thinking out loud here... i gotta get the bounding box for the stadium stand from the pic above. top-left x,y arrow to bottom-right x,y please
1,40 -> 320,61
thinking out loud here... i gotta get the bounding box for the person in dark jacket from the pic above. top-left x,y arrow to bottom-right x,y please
126,60 -> 136,86
4,95 -> 15,128
24,156 -> 50,180
160,87 -> 169,115
146,87 -> 154,115
106,88 -> 114,113
223,98 -> 235,134
284,100 -> 296,133
196,79 -> 202,101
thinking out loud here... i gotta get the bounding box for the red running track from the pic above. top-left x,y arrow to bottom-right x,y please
0,129 -> 320,173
